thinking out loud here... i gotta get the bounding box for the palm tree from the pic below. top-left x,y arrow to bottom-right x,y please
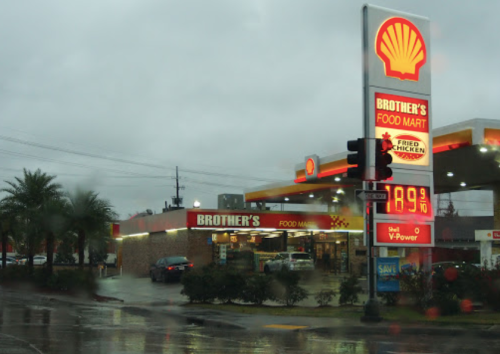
39,198 -> 69,275
66,189 -> 117,270
1,169 -> 63,270
0,201 -> 17,269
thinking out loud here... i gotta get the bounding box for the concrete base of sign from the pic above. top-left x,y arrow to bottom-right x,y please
480,241 -> 492,268
475,230 -> 499,269
361,298 -> 382,323
379,247 -> 388,257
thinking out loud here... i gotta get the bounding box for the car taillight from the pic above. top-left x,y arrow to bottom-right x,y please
189,264 -> 194,267
167,266 -> 174,270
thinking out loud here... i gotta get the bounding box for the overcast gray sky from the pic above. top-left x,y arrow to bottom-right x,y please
0,0 -> 498,218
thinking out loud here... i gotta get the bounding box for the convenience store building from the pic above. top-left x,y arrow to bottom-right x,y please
118,208 -> 365,276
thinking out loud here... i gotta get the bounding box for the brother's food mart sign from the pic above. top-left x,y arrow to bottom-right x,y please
187,210 -> 363,231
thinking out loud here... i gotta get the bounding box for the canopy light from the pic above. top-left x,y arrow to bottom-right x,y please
166,227 -> 188,233
124,232 -> 149,238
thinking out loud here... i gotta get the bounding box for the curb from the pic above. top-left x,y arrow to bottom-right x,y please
119,305 -> 246,330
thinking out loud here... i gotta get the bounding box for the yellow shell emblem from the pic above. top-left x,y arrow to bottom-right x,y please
375,17 -> 427,81
306,158 -> 315,176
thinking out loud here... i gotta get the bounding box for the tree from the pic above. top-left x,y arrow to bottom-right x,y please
54,235 -> 76,264
66,189 -> 117,270
1,169 -> 63,270
443,200 -> 459,218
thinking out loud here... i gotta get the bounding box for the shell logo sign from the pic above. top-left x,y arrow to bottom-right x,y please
306,158 -> 315,176
375,17 -> 427,81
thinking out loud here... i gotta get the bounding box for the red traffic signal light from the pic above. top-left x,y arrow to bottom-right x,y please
375,138 -> 393,180
347,138 -> 367,180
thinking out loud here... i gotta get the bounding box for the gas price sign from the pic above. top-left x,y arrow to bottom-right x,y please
376,183 -> 432,218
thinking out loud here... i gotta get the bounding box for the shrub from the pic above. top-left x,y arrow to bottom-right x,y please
378,292 -> 399,306
272,268 -> 308,307
274,284 -> 308,307
47,269 -> 97,294
478,264 -> 500,312
241,274 -> 273,305
399,269 -> 431,311
431,291 -> 460,316
214,267 -> 246,304
0,267 -> 97,294
0,265 -> 32,283
315,289 -> 336,307
339,275 -> 362,306
181,265 -> 217,303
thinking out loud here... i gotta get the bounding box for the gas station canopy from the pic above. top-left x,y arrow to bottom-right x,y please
245,118 -> 500,205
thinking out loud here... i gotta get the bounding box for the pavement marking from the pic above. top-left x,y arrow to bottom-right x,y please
263,324 -> 308,330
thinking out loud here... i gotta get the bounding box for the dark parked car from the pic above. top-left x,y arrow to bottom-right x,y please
150,256 -> 193,282
431,261 -> 480,276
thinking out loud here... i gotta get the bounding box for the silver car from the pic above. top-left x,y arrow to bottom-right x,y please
0,257 -> 15,268
264,252 -> 315,273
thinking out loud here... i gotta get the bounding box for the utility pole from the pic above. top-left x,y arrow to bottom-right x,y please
176,166 -> 180,208
172,166 -> 185,209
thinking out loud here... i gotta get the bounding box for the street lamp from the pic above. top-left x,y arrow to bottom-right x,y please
193,200 -> 201,208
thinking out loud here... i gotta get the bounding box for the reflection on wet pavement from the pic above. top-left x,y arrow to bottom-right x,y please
1,295 -> 500,354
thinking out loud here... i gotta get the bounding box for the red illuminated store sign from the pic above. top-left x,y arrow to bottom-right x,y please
376,222 -> 432,246
187,210 -> 363,231
493,231 -> 500,240
375,93 -> 429,133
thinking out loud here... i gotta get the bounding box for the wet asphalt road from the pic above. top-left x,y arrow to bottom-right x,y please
1,295 -> 500,354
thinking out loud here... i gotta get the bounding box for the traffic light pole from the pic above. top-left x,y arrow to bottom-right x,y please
362,180 -> 382,322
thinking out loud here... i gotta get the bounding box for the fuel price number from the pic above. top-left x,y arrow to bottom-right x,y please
376,183 -> 432,217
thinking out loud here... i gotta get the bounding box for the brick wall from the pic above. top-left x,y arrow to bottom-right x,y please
122,230 -> 213,276
349,233 -> 367,276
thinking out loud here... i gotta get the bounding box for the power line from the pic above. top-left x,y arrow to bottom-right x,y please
0,124 -> 291,176
0,134 -> 283,183
0,148 -> 165,178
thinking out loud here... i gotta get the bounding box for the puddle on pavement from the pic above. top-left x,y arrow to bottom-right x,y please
1,296 -> 500,354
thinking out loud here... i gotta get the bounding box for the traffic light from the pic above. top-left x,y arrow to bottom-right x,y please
375,138 -> 393,180
347,138 -> 367,180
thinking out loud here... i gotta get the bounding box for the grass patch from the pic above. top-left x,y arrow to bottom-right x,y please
184,303 -> 500,325
384,307 -> 500,325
